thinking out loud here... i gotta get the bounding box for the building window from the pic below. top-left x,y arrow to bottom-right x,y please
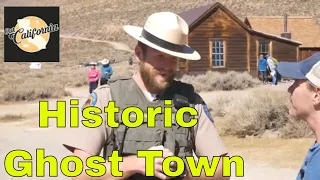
259,41 -> 269,56
176,58 -> 187,71
211,40 -> 225,67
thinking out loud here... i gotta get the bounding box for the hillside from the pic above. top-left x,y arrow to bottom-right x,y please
0,0 -> 319,50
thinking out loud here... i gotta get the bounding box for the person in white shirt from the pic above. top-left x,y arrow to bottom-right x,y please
266,54 -> 278,85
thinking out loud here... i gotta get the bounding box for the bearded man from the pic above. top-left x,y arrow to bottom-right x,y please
63,11 -> 229,180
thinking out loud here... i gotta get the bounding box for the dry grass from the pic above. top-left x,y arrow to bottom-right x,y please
222,136 -> 315,169
208,88 -> 312,138
0,113 -> 24,122
0,65 -> 82,102
0,61 -> 138,102
1,81 -> 72,102
0,60 -> 260,102
180,71 -> 261,92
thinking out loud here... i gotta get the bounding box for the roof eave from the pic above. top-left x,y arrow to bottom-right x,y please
299,46 -> 320,49
250,30 -> 302,45
244,17 -> 252,29
188,3 -> 218,31
189,2 -> 250,33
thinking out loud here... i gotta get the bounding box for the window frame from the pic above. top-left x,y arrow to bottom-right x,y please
176,58 -> 187,71
209,39 -> 226,69
258,40 -> 270,56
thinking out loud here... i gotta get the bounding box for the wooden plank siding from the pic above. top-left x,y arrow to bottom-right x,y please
179,3 -> 302,77
248,35 -> 298,76
246,32 -> 251,73
252,36 -> 273,76
273,41 -> 298,62
249,34 -> 258,77
187,8 -> 247,73
299,48 -> 320,61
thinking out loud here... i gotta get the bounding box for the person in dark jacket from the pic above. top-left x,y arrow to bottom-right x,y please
258,54 -> 268,84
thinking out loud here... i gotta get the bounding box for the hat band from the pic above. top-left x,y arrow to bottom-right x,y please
141,28 -> 184,53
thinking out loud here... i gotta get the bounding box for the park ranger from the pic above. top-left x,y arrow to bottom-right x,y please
63,11 -> 229,180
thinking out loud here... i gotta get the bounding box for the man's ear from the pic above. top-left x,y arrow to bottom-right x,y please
314,88 -> 320,105
134,44 -> 143,62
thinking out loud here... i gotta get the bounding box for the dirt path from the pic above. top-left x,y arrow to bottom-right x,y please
0,85 -> 302,180
60,34 -> 134,53
0,30 -> 134,53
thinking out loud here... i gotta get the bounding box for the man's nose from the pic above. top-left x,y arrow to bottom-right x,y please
158,58 -> 176,69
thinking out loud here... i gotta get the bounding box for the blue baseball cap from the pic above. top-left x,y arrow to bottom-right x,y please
277,52 -> 320,80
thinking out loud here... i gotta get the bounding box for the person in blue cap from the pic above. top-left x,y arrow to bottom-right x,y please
277,52 -> 320,180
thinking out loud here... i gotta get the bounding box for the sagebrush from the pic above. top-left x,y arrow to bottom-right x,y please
207,88 -> 312,138
0,114 -> 24,122
0,66 -> 84,102
0,60 -> 138,102
180,70 -> 261,92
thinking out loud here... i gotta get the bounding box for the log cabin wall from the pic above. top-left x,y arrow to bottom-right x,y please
187,8 -> 247,74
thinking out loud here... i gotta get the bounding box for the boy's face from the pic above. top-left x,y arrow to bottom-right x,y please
287,79 -> 320,119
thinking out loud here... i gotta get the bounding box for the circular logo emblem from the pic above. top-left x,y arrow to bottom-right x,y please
14,16 -> 50,53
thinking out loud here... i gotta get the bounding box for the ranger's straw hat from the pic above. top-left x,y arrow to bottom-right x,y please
101,58 -> 110,65
123,11 -> 201,60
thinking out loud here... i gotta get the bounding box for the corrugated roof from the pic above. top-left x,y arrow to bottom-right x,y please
245,16 -> 320,48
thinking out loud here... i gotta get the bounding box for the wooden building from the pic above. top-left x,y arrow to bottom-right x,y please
244,16 -> 320,61
177,2 -> 303,77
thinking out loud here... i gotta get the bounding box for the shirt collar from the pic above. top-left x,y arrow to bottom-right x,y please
310,140 -> 320,152
142,91 -> 158,102
132,73 -> 158,102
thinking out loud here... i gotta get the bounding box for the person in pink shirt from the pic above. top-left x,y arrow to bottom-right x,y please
88,62 -> 100,93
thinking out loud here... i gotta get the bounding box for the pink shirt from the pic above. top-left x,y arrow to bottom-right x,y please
88,69 -> 100,82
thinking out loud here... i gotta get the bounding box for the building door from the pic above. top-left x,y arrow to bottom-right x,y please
257,40 -> 271,79
258,40 -> 270,58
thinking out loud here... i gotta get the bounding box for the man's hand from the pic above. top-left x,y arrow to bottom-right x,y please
134,145 -> 175,180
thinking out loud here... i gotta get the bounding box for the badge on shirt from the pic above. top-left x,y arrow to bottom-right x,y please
82,92 -> 97,109
202,103 -> 214,122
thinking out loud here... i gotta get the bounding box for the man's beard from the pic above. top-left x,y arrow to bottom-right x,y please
140,62 -> 175,93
